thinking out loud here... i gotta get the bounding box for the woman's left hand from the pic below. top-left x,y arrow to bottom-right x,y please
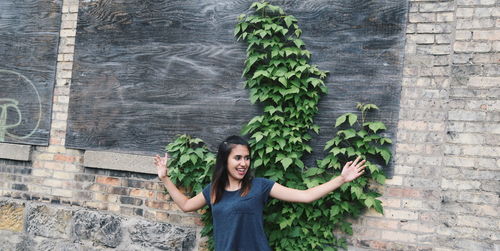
340,156 -> 366,183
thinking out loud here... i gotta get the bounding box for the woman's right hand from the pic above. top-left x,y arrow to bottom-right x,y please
154,153 -> 169,180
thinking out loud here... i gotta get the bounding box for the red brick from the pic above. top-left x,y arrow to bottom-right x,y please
54,154 -> 76,162
130,188 -> 154,198
96,176 -> 121,186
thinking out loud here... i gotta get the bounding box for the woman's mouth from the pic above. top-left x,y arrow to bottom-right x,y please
236,168 -> 247,176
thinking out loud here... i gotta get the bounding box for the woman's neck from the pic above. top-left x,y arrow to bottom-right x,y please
226,178 -> 241,191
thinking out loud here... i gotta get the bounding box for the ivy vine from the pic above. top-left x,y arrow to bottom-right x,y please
165,1 -> 391,250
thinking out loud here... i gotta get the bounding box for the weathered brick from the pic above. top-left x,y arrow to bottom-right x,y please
474,7 -> 494,18
441,179 -> 482,190
457,18 -> 495,29
417,23 -> 453,33
401,222 -> 436,233
52,189 -> 72,197
457,215 -> 497,229
405,177 -> 441,188
473,30 -> 500,40
456,8 -> 474,17
448,110 -> 486,121
408,34 -> 435,44
381,230 -> 417,242
364,218 -> 399,230
52,171 -> 75,180
454,41 -> 492,52
447,132 -> 484,144
31,168 -> 53,177
420,2 -> 454,12
409,13 -> 436,23
456,30 -> 473,40
130,188 -> 155,198
436,12 -> 454,22
96,176 -> 121,186
435,34 -> 452,44
462,145 -> 500,156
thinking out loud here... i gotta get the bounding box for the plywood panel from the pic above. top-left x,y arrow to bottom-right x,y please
0,0 -> 62,145
68,0 -> 406,174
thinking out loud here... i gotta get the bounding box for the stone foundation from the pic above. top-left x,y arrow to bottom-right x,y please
0,198 -> 196,251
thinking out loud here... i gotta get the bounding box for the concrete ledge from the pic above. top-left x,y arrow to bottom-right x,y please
83,150 -> 156,175
0,143 -> 32,161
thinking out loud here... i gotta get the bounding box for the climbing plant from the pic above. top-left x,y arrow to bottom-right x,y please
166,1 -> 391,250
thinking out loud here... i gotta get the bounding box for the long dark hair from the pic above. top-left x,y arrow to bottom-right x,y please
210,135 -> 253,204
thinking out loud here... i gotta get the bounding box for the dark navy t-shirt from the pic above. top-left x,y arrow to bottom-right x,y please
202,178 -> 275,251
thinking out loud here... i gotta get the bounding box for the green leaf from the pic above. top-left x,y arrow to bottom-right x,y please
364,121 -> 387,133
379,148 -> 391,164
190,154 -> 198,165
281,157 -> 293,170
374,173 -> 386,184
330,205 -> 340,216
179,154 -> 190,165
276,138 -> 286,149
292,39 -> 305,48
351,186 -> 363,199
335,114 -> 347,127
283,16 -> 293,27
338,129 -> 356,140
303,167 -> 324,177
364,197 -> 375,208
347,113 -> 358,126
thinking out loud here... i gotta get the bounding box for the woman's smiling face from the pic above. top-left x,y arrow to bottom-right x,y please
226,144 -> 250,183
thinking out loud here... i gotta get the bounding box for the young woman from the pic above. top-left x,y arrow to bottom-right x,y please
154,135 -> 366,251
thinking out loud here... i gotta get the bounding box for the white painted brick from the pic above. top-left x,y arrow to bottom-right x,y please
420,2 -> 455,12
457,215 -> 497,229
457,8 -> 474,17
441,179 -> 482,190
437,12 -> 454,22
417,23 -> 453,33
454,41 -> 491,52
474,7 -> 494,18
448,110 -> 486,121
443,156 -> 475,167
447,132 -> 484,144
457,19 -> 495,29
462,145 -> 500,156
436,34 -> 452,44
473,30 -> 500,40
468,77 -> 500,87
456,30 -> 473,40
409,13 -> 436,23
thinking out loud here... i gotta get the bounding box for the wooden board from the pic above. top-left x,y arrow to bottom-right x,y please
0,0 -> 62,146
68,0 -> 406,175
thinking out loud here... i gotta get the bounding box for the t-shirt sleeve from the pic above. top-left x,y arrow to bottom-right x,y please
202,184 -> 211,205
259,178 -> 275,203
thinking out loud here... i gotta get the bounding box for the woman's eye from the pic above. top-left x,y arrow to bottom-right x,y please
235,156 -> 241,160
245,157 -> 250,161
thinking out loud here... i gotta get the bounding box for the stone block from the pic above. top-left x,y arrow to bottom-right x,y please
84,150 -> 156,175
25,204 -> 72,239
0,200 -> 25,232
71,210 -> 122,248
128,220 -> 196,250
0,143 -> 32,161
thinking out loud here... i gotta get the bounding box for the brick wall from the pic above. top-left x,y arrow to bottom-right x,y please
0,0 -> 498,250
349,0 -> 499,250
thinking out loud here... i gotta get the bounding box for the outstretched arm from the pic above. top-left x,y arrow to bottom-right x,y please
270,157 -> 366,203
154,153 -> 207,212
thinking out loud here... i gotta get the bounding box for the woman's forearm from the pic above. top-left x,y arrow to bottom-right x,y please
160,176 -> 189,210
304,175 -> 346,203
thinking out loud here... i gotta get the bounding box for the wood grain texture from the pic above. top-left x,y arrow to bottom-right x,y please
68,0 -> 407,175
0,0 -> 62,146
